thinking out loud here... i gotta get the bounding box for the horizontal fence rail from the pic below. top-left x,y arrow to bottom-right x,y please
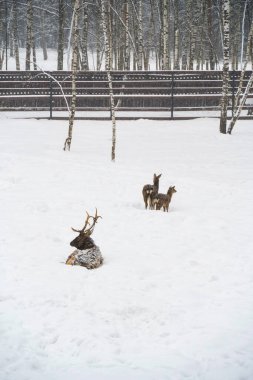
0,70 -> 252,119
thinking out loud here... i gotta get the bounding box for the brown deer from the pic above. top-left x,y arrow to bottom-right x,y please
66,209 -> 103,269
142,173 -> 162,209
153,186 -> 177,212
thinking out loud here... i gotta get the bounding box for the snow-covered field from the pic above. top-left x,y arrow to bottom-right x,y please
1,115 -> 253,380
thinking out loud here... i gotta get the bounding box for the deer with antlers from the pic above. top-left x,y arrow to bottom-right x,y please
66,209 -> 103,269
142,173 -> 162,209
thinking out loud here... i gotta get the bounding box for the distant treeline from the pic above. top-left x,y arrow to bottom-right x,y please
0,0 -> 252,70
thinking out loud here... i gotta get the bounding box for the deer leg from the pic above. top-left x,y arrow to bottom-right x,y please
146,194 -> 151,209
143,195 -> 148,209
66,252 -> 76,265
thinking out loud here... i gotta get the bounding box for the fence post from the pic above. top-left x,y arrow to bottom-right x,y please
49,76 -> 53,120
171,72 -> 174,119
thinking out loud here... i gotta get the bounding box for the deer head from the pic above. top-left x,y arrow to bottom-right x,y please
153,173 -> 162,187
70,209 -> 102,250
167,186 -> 177,195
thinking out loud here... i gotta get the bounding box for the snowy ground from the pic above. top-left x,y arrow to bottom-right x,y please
1,115 -> 253,380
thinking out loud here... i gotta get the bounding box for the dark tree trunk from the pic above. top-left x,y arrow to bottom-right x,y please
57,0 -> 64,70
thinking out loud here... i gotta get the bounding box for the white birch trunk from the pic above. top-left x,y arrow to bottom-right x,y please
207,0 -> 215,70
32,39 -> 37,70
227,71 -> 253,134
233,19 -> 253,111
219,0 -> 230,134
189,1 -> 199,70
25,0 -> 33,70
57,0 -> 64,70
64,0 -> 80,151
227,19 -> 253,134
124,0 -> 130,70
40,10 -> 48,61
162,0 -> 169,70
101,0 -> 117,161
81,0 -> 89,70
174,0 -> 180,70
137,0 -> 143,70
12,0 -> 20,70
67,7 -> 75,70
240,0 -> 249,69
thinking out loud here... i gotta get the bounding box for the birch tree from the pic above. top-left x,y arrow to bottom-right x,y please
227,17 -> 253,134
25,0 -> 33,70
230,0 -> 240,70
162,0 -> 169,70
101,0 -> 117,161
80,0 -> 89,70
96,10 -> 102,70
240,0 -> 250,69
124,0 -> 130,69
207,0 -> 215,70
40,10 -> 48,61
13,0 -> 20,70
219,0 -> 230,134
189,1 -> 200,70
173,0 -> 180,70
233,18 -> 253,111
196,0 -> 206,70
57,0 -> 64,70
0,3 -> 4,70
137,0 -> 143,70
64,0 -> 80,151
181,2 -> 188,70
227,72 -> 253,134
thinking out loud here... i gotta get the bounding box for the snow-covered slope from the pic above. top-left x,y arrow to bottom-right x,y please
1,116 -> 253,380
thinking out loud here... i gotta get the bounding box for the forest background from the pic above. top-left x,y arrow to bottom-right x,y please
0,0 -> 253,72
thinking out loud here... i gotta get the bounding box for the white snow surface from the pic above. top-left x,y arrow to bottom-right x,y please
1,115 -> 253,380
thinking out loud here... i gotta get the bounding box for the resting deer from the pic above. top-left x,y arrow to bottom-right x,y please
66,209 -> 103,269
153,186 -> 177,212
142,173 -> 162,209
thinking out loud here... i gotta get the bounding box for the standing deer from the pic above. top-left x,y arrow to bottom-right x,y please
142,173 -> 162,209
153,186 -> 177,212
66,209 -> 103,269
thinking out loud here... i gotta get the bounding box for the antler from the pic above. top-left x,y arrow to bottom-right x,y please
71,211 -> 91,233
84,208 -> 102,236
71,209 -> 102,235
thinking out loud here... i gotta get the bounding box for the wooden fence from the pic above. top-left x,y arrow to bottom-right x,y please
0,70 -> 252,119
